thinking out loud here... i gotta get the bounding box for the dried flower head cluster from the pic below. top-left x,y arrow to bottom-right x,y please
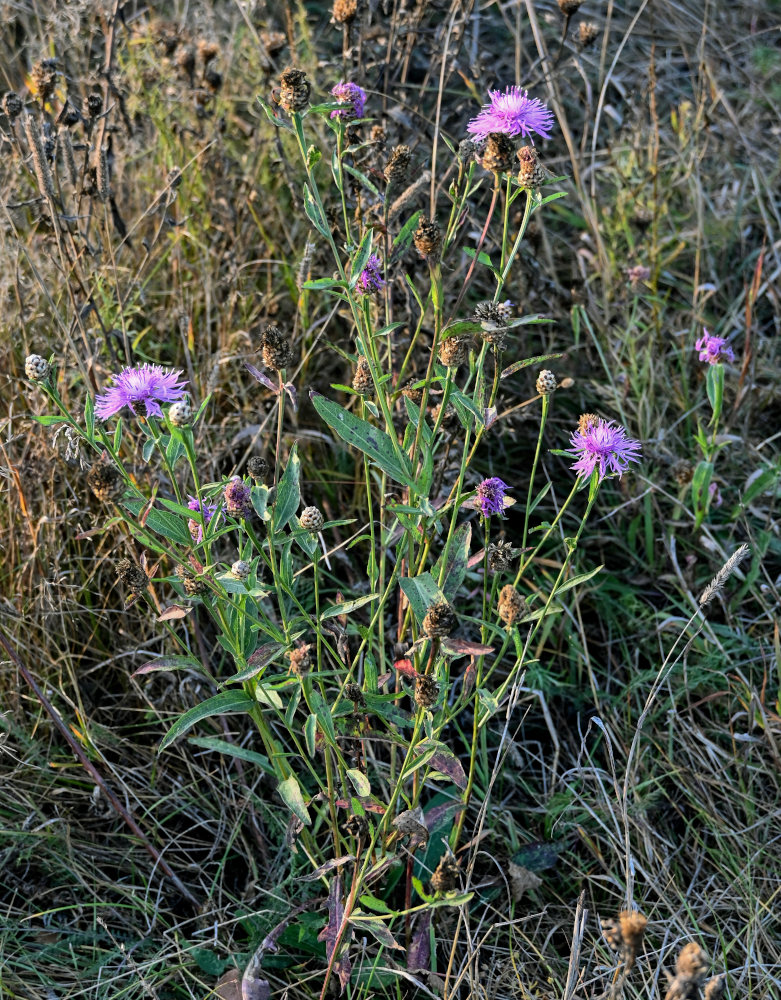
330,81 -> 366,120
497,585 -> 527,625
568,419 -> 642,483
413,216 -> 442,262
247,456 -> 269,482
476,477 -> 509,516
517,145 -> 545,188
261,324 -> 293,372
422,600 -> 456,638
488,540 -> 516,572
383,144 -> 411,185
352,356 -> 374,394
414,674 -> 440,709
601,909 -> 647,972
476,132 -> 516,174
438,336 -> 469,368
468,86 -> 555,143
278,67 -> 310,113
332,0 -> 359,24
287,643 -> 312,675
179,567 -> 209,597
695,328 -> 734,364
663,942 -> 724,1000
116,558 -> 149,600
430,854 -> 460,892
86,456 -> 124,503
95,364 -> 188,420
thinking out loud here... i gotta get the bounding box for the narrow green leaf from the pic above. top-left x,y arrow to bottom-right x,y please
304,713 -> 318,757
274,443 -> 301,531
321,593 -> 379,620
158,691 -> 254,753
433,524 -> 471,602
303,184 -> 329,238
188,736 -> 275,775
222,641 -> 286,684
123,498 -> 192,547
310,392 -> 414,487
308,689 -> 336,745
343,163 -> 381,198
551,564 -> 603,597
278,775 -> 312,825
349,229 -> 374,288
31,414 -> 69,426
84,394 -> 95,438
501,353 -> 563,380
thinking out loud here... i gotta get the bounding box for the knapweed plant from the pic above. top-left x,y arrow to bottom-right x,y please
24,72 -> 644,995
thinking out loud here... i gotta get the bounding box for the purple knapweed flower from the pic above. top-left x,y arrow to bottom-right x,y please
695,328 -> 735,365
187,495 -> 219,543
224,477 -> 253,518
94,363 -> 188,420
476,477 -> 509,516
468,86 -> 555,143
356,254 -> 385,295
330,81 -> 366,121
568,419 -> 642,483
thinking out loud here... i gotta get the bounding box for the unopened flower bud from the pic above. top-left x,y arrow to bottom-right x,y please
24,354 -> 50,381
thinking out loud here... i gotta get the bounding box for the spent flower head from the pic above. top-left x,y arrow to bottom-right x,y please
355,253 -> 385,295
695,328 -> 735,365
94,363 -> 188,420
187,495 -> 219,543
476,477 -> 509,516
468,86 -> 555,143
330,81 -> 366,120
568,419 -> 642,483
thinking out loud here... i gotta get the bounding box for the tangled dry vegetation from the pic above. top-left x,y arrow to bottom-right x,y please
1,1 -> 780,998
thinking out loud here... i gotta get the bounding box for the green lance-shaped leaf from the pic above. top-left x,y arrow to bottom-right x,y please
310,391 -> 415,488
158,691 -> 255,752
277,774 -> 312,825
274,442 -> 301,531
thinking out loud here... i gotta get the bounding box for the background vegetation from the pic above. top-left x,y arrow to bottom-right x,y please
1,1 -> 779,998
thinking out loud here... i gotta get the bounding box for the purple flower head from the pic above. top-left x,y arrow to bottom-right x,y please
708,482 -> 723,508
187,495 -> 219,543
356,254 -> 385,295
476,477 -> 509,516
468,86 -> 555,143
695,328 -> 734,365
224,477 -> 253,518
94,363 -> 188,420
568,419 -> 642,483
330,81 -> 366,121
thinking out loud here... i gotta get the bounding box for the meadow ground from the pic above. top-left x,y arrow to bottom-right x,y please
1,1 -> 780,998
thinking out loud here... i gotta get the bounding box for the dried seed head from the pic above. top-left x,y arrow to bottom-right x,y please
703,975 -> 726,1000
247,456 -> 269,482
438,337 -> 469,368
558,0 -> 584,14
86,457 -> 124,502
579,21 -> 599,46
261,30 -> 287,55
497,585 -> 527,626
384,144 -> 411,185
231,559 -> 250,581
577,412 -> 599,434
457,138 -> 477,163
224,478 -> 253,518
261,324 -> 293,372
86,92 -> 103,119
431,401 -> 458,426
30,61 -> 57,103
671,458 -> 694,486
287,642 -> 312,675
179,567 -> 209,596
332,0 -> 359,23
346,683 -> 366,706
517,144 -> 546,188
401,378 -> 422,405
116,558 -> 149,596
3,91 -> 23,120
300,505 -> 324,532
618,910 -> 647,968
344,813 -> 368,839
430,855 -> 460,893
488,540 -> 515,572
23,115 -> 55,200
352,356 -> 374,394
414,674 -> 440,709
421,600 -> 456,638
197,39 -> 220,64
413,216 -> 442,262
477,132 -> 516,174
473,301 -> 502,324
676,943 -> 709,981
175,44 -> 196,77
24,353 -> 50,381
536,370 -> 558,395
601,917 -> 623,952
168,398 -> 192,426
278,67 -> 311,113
370,124 -> 386,148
